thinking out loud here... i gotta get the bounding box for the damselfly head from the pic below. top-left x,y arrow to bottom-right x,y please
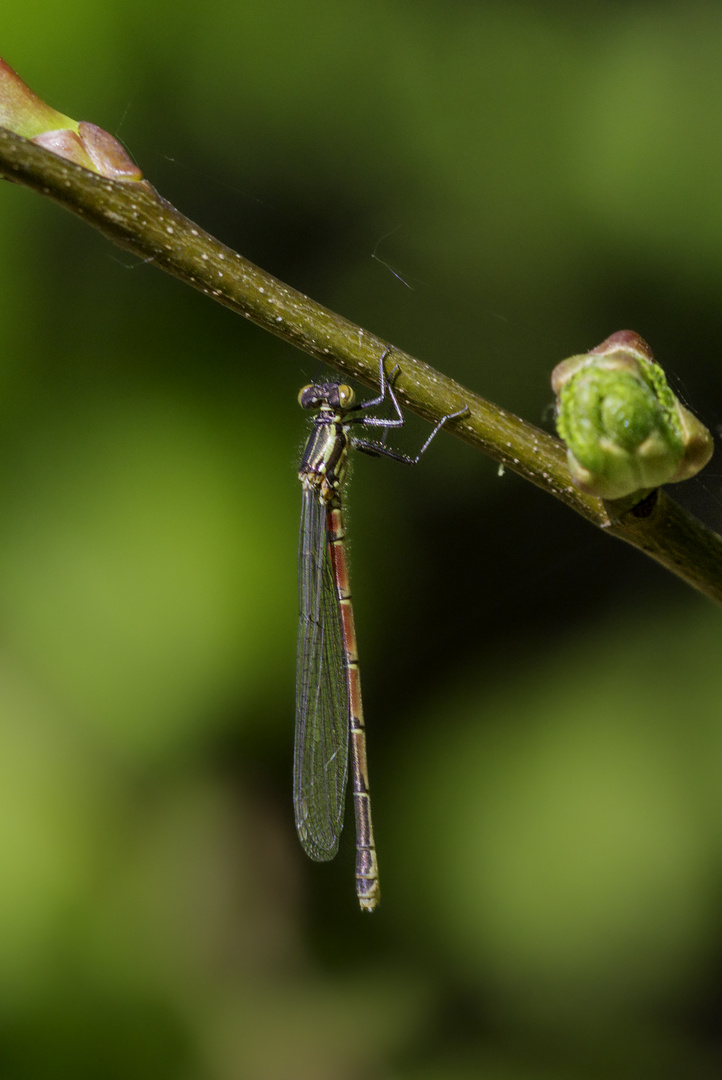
298,383 -> 356,411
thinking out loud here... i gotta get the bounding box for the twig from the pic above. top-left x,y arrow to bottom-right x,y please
0,126 -> 721,603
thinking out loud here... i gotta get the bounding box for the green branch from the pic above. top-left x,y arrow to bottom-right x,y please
0,125 -> 721,604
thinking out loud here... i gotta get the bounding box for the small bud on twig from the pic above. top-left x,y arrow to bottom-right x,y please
0,57 -> 142,181
552,331 -> 713,500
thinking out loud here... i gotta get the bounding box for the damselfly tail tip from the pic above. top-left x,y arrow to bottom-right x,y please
358,892 -> 380,913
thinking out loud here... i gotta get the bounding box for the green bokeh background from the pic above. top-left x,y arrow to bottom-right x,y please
3,3 -> 722,1077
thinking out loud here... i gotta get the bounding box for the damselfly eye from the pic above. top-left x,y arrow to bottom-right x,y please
337,385 -> 355,408
298,385 -> 317,409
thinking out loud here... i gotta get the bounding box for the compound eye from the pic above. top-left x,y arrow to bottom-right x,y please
337,384 -> 355,408
298,384 -> 317,409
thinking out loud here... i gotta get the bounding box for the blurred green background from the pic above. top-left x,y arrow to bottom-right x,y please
3,2 -> 722,1077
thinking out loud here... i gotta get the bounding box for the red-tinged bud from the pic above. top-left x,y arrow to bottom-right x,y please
0,57 -> 142,181
32,128 -> 97,172
77,122 -> 142,181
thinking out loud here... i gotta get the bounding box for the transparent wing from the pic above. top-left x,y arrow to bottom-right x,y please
294,489 -> 349,861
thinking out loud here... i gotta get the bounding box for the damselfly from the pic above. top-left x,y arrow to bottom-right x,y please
295,350 -> 467,911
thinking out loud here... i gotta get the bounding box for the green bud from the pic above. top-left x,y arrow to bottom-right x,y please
552,331 -> 713,500
0,57 -> 142,181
